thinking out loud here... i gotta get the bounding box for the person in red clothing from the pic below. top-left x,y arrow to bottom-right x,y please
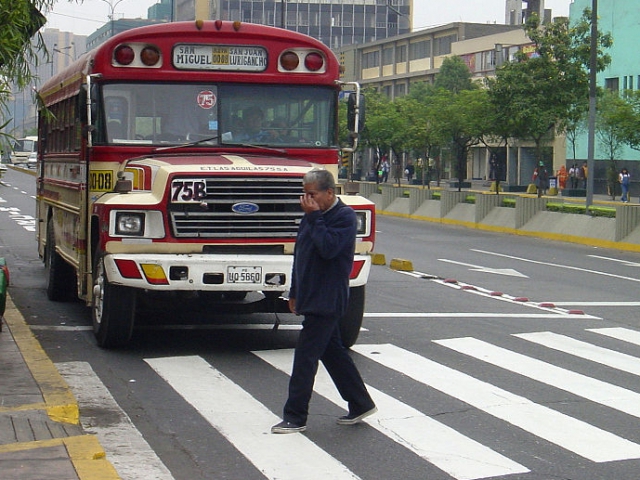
271,169 -> 377,434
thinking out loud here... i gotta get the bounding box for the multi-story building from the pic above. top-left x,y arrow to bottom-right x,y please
173,0 -> 411,49
569,0 -> 640,174
6,29 -> 87,138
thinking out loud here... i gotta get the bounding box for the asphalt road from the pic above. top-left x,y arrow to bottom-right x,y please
3,166 -> 640,480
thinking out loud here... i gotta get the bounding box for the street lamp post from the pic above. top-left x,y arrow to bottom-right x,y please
585,0 -> 597,209
99,0 -> 128,37
51,43 -> 73,78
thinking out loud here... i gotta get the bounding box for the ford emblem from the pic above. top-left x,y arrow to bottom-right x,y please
231,202 -> 260,214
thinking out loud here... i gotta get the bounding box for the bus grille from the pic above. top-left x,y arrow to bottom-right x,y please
169,177 -> 303,238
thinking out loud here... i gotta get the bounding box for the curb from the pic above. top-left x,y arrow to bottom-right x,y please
3,294 -> 120,479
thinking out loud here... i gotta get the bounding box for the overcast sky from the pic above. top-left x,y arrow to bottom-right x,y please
45,0 -> 572,37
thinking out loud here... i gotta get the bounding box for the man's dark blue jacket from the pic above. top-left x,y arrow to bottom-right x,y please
290,198 -> 356,317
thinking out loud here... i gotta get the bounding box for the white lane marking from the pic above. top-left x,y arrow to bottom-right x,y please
588,255 -> 640,267
145,355 -> 360,480
518,330 -> 640,376
352,343 -> 640,463
437,336 -> 640,418
472,249 -> 640,283
397,270 -> 601,319
363,313 -> 597,319
438,258 -> 528,277
590,327 -> 640,347
56,361 -> 174,480
552,302 -> 640,307
254,349 -> 528,480
0,206 -> 36,232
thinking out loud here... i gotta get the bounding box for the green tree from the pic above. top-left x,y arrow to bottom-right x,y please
0,0 -> 50,139
359,88 -> 410,184
488,11 -> 612,171
430,56 -> 482,191
397,82 -> 443,186
434,56 -> 476,94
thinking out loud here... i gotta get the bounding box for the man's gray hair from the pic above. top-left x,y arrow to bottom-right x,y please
303,169 -> 335,191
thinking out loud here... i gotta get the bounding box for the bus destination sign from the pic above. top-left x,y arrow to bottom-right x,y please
173,44 -> 268,72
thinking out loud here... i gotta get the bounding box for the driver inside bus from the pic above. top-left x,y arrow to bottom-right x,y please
234,106 -> 269,143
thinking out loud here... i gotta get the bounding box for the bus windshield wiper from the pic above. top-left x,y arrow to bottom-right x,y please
154,135 -> 219,152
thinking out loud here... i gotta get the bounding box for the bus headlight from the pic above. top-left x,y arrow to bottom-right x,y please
109,210 -> 165,238
355,211 -> 369,237
115,212 -> 145,236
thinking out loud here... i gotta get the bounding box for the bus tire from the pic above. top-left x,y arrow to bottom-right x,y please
92,254 -> 136,348
339,286 -> 365,348
45,218 -> 75,302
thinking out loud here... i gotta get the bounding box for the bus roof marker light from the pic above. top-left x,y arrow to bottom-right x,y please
114,45 -> 135,65
214,19 -> 223,30
304,52 -> 324,72
280,51 -> 300,71
233,21 -> 242,31
140,46 -> 161,66
195,19 -> 204,30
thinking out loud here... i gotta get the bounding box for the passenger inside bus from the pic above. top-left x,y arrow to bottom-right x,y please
269,117 -> 296,144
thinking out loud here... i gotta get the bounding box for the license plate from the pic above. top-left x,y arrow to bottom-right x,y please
227,266 -> 262,284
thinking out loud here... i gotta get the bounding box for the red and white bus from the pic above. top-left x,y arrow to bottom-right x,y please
36,20 -> 374,348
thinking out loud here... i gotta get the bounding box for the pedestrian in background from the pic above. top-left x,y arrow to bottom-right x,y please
271,169 -> 377,434
405,160 -> 415,184
569,163 -> 579,189
557,165 -> 568,191
619,167 -> 631,203
581,161 -> 588,189
532,162 -> 549,198
380,156 -> 390,183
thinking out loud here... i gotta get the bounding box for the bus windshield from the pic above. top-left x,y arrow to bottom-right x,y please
97,83 -> 336,148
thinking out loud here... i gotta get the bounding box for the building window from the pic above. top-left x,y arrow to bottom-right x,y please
396,44 -> 406,63
434,34 -> 456,56
363,50 -> 380,69
382,47 -> 394,65
409,40 -> 430,60
604,77 -> 619,91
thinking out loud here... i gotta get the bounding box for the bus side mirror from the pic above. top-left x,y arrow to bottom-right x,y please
347,93 -> 365,132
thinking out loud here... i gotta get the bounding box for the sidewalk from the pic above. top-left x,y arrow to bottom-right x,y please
0,294 -> 119,480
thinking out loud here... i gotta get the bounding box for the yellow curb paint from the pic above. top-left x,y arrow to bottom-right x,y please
65,435 -> 120,480
0,437 -> 120,480
3,294 -> 79,425
389,258 -> 413,271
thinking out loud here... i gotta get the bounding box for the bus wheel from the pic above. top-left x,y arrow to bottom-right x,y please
92,255 -> 136,348
339,286 -> 365,348
45,218 -> 75,302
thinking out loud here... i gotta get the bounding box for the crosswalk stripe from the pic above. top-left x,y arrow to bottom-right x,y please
254,349 -> 529,480
436,336 -> 640,419
515,331 -> 640,377
589,327 -> 640,347
56,361 -> 174,480
352,344 -> 640,463
145,356 -> 360,480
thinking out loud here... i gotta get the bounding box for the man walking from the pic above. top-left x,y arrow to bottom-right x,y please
271,169 -> 377,434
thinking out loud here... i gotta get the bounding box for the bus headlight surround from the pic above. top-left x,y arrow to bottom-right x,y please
355,211 -> 369,237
